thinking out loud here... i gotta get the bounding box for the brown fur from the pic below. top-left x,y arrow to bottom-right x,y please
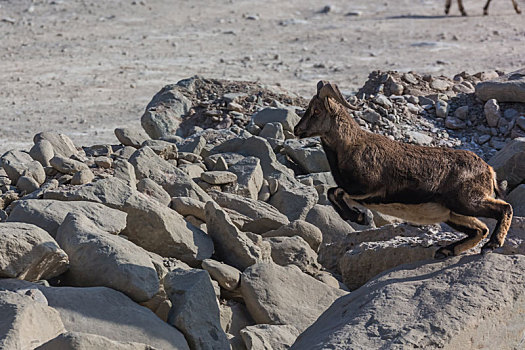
445,0 -> 521,16
294,81 -> 513,257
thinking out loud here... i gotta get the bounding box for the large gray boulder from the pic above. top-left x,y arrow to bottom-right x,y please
240,263 -> 347,332
8,199 -> 127,238
0,279 -> 190,350
292,254 -> 525,350
56,213 -> 160,302
141,85 -> 192,139
37,331 -> 158,350
488,137 -> 525,188
129,146 -> 211,202
0,222 -> 68,281
205,201 -> 271,271
165,268 -> 230,350
475,68 -> 525,103
0,289 -> 65,349
209,190 -> 289,234
44,177 -> 213,265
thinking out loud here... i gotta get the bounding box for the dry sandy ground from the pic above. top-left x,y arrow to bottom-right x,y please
1,0 -> 524,153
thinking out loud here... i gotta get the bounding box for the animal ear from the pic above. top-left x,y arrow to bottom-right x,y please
323,96 -> 336,113
316,80 -> 329,97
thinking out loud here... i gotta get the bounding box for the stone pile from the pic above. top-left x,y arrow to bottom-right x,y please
0,71 -> 524,349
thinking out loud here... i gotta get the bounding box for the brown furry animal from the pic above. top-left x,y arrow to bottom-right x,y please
445,0 -> 521,16
294,81 -> 513,258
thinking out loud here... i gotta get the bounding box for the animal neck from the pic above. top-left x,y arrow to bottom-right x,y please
321,109 -> 363,151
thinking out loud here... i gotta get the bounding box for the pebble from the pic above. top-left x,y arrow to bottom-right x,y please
201,171 -> 238,185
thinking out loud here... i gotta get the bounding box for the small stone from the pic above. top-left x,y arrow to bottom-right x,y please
17,175 -> 40,193
484,99 -> 502,127
259,122 -> 285,140
202,259 -> 242,291
361,109 -> 381,123
430,78 -> 450,91
373,94 -> 393,109
213,156 -> 228,171
114,127 -> 150,148
70,169 -> 95,185
435,100 -> 449,118
516,116 -> 525,130
454,106 -> 469,120
94,156 -> 112,169
29,140 -> 54,167
445,117 -> 466,130
478,134 -> 491,145
49,156 -> 88,175
201,171 -> 237,185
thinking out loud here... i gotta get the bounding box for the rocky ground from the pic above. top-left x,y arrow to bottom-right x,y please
2,0 -> 525,153
0,69 -> 525,349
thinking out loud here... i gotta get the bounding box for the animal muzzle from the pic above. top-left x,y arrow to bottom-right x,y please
294,124 -> 307,138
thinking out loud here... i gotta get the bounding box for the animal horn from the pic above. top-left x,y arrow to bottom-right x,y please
318,81 -> 359,110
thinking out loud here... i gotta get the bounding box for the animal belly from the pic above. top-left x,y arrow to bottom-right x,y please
361,202 -> 451,225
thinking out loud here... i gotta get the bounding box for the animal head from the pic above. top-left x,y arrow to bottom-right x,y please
294,81 -> 357,139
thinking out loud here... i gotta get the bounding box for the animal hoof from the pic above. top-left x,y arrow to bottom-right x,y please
481,241 -> 500,253
434,247 -> 454,259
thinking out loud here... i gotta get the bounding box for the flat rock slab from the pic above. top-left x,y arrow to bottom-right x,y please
0,222 -> 68,281
240,262 -> 347,333
0,279 -> 190,350
292,254 -> 525,350
8,199 -> 127,238
476,68 -> 525,103
201,171 -> 238,185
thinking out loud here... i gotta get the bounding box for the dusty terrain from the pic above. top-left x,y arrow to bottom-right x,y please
1,0 -> 525,153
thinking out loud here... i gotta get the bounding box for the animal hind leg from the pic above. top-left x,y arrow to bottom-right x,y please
327,187 -> 370,225
479,198 -> 513,252
435,214 -> 489,259
511,0 -> 521,14
457,0 -> 467,16
451,196 -> 513,252
483,0 -> 491,15
445,0 -> 452,14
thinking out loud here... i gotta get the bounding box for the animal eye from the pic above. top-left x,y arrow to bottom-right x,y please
313,109 -> 319,115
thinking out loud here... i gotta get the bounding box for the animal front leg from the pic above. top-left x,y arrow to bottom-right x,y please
328,187 -> 372,225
